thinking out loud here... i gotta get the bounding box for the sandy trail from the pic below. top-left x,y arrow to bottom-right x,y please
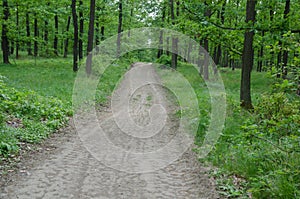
0,63 -> 219,199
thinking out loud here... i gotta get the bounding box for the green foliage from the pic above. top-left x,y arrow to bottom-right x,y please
0,74 -> 72,156
167,63 -> 300,198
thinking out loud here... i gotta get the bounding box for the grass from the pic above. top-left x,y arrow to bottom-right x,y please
156,58 -> 300,199
0,57 -> 75,102
0,55 -> 129,157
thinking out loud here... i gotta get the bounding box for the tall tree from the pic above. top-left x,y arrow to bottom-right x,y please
79,0 -> 84,60
240,0 -> 256,110
34,14 -> 38,57
72,0 -> 79,72
86,0 -> 96,75
2,0 -> 10,64
16,3 -> 19,59
282,0 -> 290,77
54,12 -> 59,56
117,0 -> 123,57
157,3 -> 166,59
26,11 -> 32,56
170,0 -> 178,69
64,16 -> 71,58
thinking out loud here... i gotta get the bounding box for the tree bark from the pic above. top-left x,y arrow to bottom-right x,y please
170,0 -> 177,69
54,13 -> 59,56
16,3 -> 19,59
203,1 -> 211,79
2,0 -> 10,64
282,0 -> 290,77
86,0 -> 96,75
26,11 -> 32,56
240,0 -> 256,110
64,16 -> 71,58
157,4 -> 165,59
34,14 -> 38,57
117,0 -> 123,58
79,0 -> 84,60
72,0 -> 79,72
44,19 -> 49,54
101,26 -> 105,41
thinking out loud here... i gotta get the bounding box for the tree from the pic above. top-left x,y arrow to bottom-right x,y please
26,11 -> 32,56
34,13 -> 38,57
2,0 -> 10,64
71,0 -> 79,72
54,12 -> 59,56
64,16 -> 71,58
117,0 -> 123,57
86,0 -> 96,75
170,0 -> 177,69
240,0 -> 256,110
79,0 -> 84,60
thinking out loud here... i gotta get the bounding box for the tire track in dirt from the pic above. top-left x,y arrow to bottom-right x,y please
0,63 -> 220,199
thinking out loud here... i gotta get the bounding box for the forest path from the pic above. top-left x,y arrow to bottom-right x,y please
1,63 -> 219,199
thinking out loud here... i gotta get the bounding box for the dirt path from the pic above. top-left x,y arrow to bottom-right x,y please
0,63 -> 219,199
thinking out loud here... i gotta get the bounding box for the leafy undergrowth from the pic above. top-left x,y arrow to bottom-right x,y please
0,56 -> 130,158
0,76 -> 72,157
157,58 -> 300,198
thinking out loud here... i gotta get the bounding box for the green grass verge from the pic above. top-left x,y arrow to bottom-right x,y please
0,56 -> 129,157
156,57 -> 300,199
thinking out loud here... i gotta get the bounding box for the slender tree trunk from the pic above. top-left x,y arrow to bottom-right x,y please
16,3 -> 19,59
1,0 -> 10,64
240,0 -> 256,110
101,26 -> 105,41
157,4 -> 165,59
257,31 -> 265,72
10,41 -> 14,55
117,0 -> 123,57
26,12 -> 32,56
72,0 -> 79,72
44,19 -> 49,54
64,16 -> 71,58
34,14 -> 38,57
215,0 -> 226,66
95,8 -> 100,47
54,13 -> 59,56
86,0 -> 96,75
170,0 -> 177,69
203,1 -> 211,79
282,0 -> 290,78
79,0 -> 84,60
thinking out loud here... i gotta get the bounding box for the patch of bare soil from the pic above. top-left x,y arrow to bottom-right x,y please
0,63 -> 220,199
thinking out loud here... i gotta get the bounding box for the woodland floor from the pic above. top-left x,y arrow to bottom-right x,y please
0,63 -> 220,199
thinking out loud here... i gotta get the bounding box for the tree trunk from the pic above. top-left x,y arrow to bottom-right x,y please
117,0 -> 123,58
79,0 -> 84,60
10,41 -> 14,55
34,14 -> 38,57
240,0 -> 256,110
157,4 -> 165,59
203,1 -> 211,79
71,0 -> 79,72
101,26 -> 105,41
86,0 -> 96,75
54,13 -> 59,56
170,0 -> 177,69
2,0 -> 10,64
64,16 -> 71,58
26,12 -> 32,56
282,0 -> 290,77
44,19 -> 49,54
95,7 -> 100,47
16,3 -> 19,59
